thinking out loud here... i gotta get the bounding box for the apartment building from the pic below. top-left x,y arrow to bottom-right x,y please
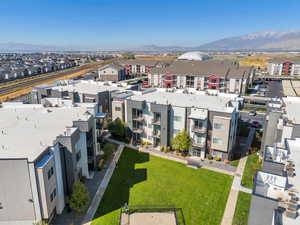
31,80 -> 136,113
119,60 -> 161,77
118,89 -> 240,160
148,60 -> 255,95
0,102 -> 99,225
97,63 -> 126,81
267,57 -> 300,76
249,97 -> 300,225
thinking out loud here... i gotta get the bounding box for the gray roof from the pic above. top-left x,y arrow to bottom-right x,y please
248,195 -> 278,225
262,161 -> 285,176
150,60 -> 253,79
261,111 -> 282,151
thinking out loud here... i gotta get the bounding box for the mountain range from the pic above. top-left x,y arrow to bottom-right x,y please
1,30 -> 300,52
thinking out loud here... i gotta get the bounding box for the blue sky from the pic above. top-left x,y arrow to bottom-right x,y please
1,0 -> 300,49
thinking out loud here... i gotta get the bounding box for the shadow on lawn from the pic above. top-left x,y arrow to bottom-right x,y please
94,148 -> 149,219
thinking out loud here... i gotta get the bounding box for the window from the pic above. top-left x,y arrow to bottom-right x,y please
214,123 -> 224,130
194,134 -> 205,143
48,167 -> 54,180
186,76 -> 195,88
76,151 -> 81,162
115,107 -> 121,111
174,116 -> 182,122
50,188 -> 56,202
213,138 -> 223,145
194,120 -> 203,128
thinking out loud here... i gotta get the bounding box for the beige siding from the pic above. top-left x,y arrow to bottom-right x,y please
211,116 -> 231,152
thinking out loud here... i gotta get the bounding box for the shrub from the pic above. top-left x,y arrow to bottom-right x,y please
103,143 -> 116,161
214,157 -> 222,161
69,180 -> 90,214
171,130 -> 192,153
207,154 -> 213,160
98,159 -> 105,170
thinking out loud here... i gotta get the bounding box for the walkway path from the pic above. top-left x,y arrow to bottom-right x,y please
82,144 -> 124,225
105,137 -> 235,176
220,128 -> 255,225
105,136 -> 253,225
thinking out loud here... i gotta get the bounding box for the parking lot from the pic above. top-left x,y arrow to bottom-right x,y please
264,80 -> 283,98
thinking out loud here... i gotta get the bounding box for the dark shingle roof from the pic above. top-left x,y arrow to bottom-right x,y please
150,60 -> 253,79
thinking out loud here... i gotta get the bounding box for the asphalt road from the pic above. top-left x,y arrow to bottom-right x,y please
264,80 -> 283,98
239,111 -> 265,128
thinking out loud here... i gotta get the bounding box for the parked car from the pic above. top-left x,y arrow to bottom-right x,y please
249,110 -> 257,116
252,121 -> 260,128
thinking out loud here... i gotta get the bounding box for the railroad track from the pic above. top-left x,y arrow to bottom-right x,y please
0,59 -> 116,102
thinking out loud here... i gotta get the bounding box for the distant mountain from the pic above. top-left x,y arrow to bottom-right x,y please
124,44 -> 193,52
2,30 -> 300,52
0,42 -> 94,52
126,31 -> 300,52
198,30 -> 300,50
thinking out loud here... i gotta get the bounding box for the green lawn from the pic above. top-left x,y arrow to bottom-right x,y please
92,148 -> 233,225
241,153 -> 262,189
232,191 -> 252,225
230,159 -> 240,167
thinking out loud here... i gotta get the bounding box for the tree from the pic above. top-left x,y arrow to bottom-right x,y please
171,130 -> 192,153
107,118 -> 127,139
69,180 -> 90,214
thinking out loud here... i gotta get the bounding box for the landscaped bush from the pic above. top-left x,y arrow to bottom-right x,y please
102,143 -> 117,161
141,140 -> 152,146
214,157 -> 222,161
98,159 -> 105,171
207,154 -> 213,160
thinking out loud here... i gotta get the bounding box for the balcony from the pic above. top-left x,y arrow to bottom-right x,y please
192,126 -> 207,133
132,115 -> 144,121
132,127 -> 144,134
192,141 -> 205,148
152,131 -> 161,138
151,118 -> 161,125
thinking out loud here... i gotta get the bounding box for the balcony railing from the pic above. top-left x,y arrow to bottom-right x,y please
192,126 -> 207,133
192,141 -> 205,148
132,127 -> 144,134
132,115 -> 144,121
151,118 -> 161,125
152,131 -> 161,138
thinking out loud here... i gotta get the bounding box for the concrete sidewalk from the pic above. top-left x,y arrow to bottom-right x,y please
220,128 -> 255,225
82,144 -> 124,225
105,137 -> 236,176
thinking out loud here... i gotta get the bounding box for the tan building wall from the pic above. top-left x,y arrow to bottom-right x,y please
112,100 -> 125,121
210,116 -> 231,153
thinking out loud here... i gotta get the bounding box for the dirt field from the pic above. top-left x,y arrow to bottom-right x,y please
120,212 -> 177,225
